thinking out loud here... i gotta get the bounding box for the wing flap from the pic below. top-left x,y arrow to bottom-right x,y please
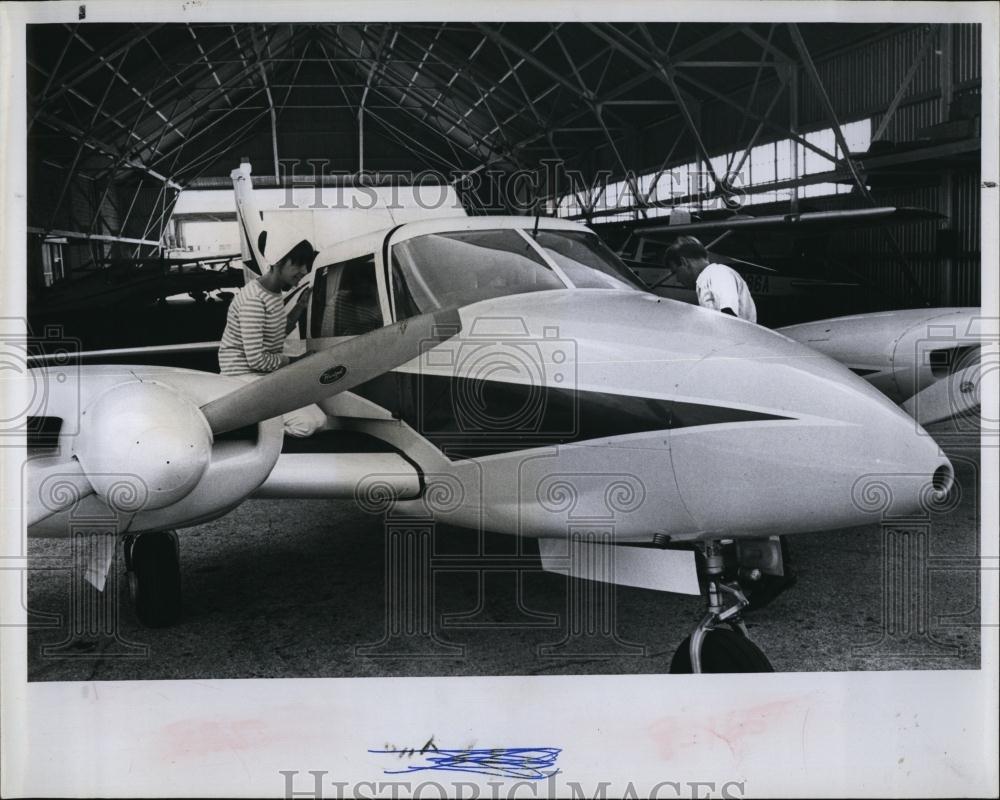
538,538 -> 702,596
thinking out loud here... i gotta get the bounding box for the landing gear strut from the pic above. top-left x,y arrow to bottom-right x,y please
669,541 -> 774,673
122,531 -> 182,628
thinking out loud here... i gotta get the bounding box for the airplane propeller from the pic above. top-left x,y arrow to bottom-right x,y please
25,307 -> 461,526
201,308 -> 460,436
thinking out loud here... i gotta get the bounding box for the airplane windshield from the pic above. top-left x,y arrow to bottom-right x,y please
391,229 -> 565,317
531,230 -> 644,290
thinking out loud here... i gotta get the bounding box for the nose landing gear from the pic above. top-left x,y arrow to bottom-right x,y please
669,541 -> 775,673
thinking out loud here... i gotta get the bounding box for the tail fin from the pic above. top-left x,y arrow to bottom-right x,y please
230,161 -> 267,284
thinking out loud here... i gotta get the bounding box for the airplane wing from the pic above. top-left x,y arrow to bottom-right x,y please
27,340 -> 223,373
28,340 -> 221,363
24,307 -> 461,527
629,206 -> 944,237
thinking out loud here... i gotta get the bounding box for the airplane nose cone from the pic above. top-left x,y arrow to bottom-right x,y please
668,335 -> 954,537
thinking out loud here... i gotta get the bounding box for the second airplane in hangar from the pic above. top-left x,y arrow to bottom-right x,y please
23,163 -> 957,673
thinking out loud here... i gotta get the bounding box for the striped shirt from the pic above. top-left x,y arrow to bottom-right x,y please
219,279 -> 289,375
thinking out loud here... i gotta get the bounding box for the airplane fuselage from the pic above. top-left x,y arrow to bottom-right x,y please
27,217 -> 955,549
283,216 -> 953,542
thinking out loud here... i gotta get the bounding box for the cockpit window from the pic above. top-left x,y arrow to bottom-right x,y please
531,230 -> 644,290
391,229 -> 564,317
311,254 -> 384,337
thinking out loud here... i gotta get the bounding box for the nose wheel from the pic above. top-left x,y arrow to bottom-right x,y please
122,530 -> 182,628
669,541 -> 774,673
670,628 -> 773,673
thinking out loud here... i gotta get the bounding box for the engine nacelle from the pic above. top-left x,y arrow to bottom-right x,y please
73,381 -> 213,512
26,366 -> 284,536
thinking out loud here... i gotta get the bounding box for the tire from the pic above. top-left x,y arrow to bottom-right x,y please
669,628 -> 774,673
127,531 -> 182,628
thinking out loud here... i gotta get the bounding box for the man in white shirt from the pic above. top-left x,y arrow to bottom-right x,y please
664,235 -> 758,323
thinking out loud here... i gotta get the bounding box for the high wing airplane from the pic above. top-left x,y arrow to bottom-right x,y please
598,206 -> 947,325
604,209 -> 984,427
21,163 -> 956,673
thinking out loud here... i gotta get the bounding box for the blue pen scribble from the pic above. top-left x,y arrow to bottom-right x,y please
369,746 -> 561,780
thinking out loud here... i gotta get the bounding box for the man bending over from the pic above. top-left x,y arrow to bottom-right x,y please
664,235 -> 757,323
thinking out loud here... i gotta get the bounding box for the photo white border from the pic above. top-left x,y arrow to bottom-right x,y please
1,2 -> 997,797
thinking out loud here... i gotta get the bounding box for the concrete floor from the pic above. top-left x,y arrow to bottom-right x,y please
26,421 -> 982,679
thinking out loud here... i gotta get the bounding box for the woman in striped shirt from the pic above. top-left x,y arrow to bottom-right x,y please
219,239 -> 327,437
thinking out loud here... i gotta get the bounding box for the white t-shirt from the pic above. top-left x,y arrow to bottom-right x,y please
696,263 -> 758,323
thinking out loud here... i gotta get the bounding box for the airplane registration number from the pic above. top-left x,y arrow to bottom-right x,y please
744,274 -> 770,294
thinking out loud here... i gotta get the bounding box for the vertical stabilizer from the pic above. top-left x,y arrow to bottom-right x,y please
231,161 -> 267,283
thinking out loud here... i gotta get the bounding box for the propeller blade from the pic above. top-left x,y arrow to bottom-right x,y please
25,458 -> 93,527
902,367 -> 980,426
201,307 -> 462,436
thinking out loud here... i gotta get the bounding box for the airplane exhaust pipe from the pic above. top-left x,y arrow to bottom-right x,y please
932,463 -> 954,498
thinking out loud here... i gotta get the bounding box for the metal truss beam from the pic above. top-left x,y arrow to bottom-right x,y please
476,23 -> 594,103
320,26 -> 509,168
35,110 -> 183,189
62,26 -> 187,142
33,24 -> 164,109
188,24 -> 234,108
28,227 -> 162,247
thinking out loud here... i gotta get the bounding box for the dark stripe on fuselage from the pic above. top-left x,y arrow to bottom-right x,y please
849,367 -> 880,377
352,373 -> 791,460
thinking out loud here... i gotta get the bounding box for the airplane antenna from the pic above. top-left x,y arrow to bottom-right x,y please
532,208 -> 541,239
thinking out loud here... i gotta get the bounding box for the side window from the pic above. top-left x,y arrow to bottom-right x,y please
310,254 -> 384,338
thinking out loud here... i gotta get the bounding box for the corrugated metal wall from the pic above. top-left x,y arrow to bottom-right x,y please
954,24 -> 981,84
695,23 -> 982,308
822,24 -> 981,307
804,25 -> 942,127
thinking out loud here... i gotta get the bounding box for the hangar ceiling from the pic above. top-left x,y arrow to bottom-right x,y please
28,22 -> 906,250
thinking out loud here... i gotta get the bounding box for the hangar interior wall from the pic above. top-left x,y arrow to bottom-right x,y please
614,24 -> 982,308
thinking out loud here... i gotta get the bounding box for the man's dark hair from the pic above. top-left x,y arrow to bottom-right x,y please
664,235 -> 707,268
281,240 -> 320,270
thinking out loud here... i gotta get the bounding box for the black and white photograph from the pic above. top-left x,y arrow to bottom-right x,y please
1,1 -> 997,797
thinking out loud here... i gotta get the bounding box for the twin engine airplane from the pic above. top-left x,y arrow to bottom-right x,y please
21,163 -> 960,673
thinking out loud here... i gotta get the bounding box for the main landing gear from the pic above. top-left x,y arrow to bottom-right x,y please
122,530 -> 182,628
669,539 -> 784,673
